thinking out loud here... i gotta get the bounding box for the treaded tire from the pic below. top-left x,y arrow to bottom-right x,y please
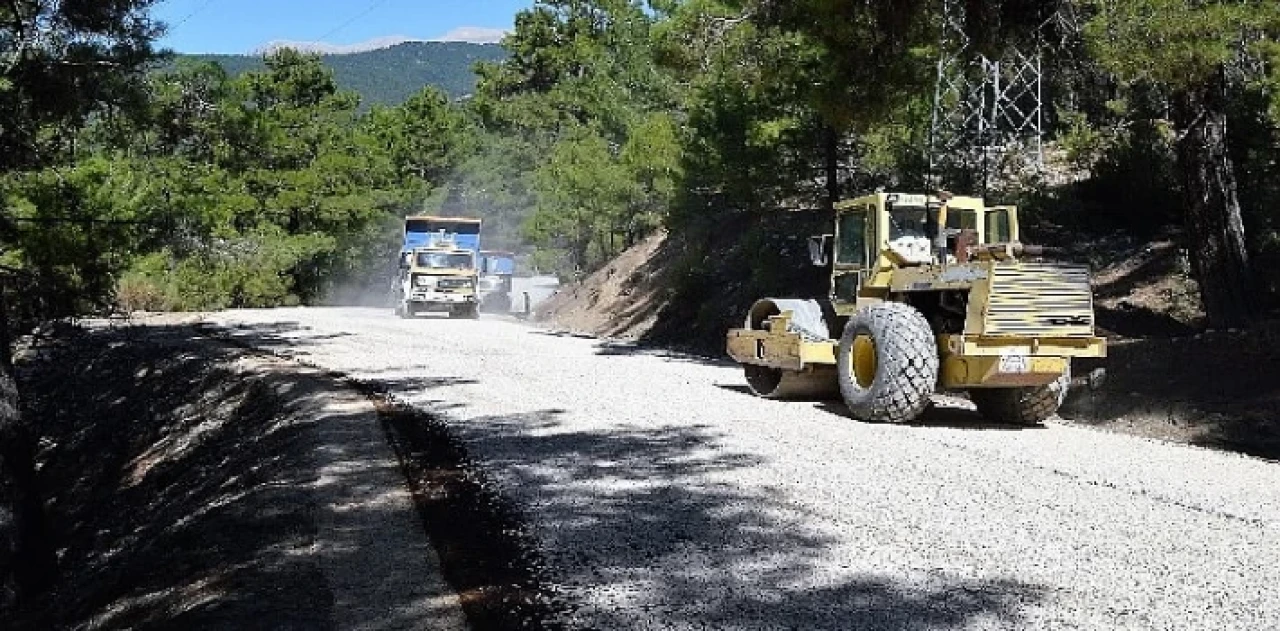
969,364 -> 1071,426
836,302 -> 939,423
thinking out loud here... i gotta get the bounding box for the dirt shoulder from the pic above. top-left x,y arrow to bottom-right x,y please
10,320 -> 466,630
1063,325 -> 1280,461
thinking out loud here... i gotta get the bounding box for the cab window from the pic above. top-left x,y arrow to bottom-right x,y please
985,210 -> 1012,244
836,211 -> 868,266
948,209 -> 978,231
887,206 -> 929,240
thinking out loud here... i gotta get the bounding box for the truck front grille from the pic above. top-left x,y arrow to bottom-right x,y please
436,277 -> 472,290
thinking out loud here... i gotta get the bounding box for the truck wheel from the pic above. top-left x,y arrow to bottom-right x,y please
836,302 -> 938,423
396,302 -> 411,318
464,304 -> 480,319
969,365 -> 1071,426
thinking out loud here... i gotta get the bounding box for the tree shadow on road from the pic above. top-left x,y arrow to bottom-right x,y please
529,330 -> 734,368
714,384 -> 1042,431
198,320 -> 350,359
397,405 -> 1048,629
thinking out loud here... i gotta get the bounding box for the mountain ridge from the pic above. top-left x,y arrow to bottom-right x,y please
252,36 -> 425,55
177,41 -> 507,105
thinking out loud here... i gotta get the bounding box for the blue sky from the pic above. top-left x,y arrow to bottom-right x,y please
154,0 -> 536,54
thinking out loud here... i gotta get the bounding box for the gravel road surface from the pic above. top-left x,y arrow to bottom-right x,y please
207,307 -> 1280,630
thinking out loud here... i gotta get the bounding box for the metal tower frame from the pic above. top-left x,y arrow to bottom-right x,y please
929,0 -> 1075,192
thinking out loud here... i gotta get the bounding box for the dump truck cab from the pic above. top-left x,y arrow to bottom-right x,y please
396,216 -> 482,319
727,191 -> 1105,425
477,250 -> 515,313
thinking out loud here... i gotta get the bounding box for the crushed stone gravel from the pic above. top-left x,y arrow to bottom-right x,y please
208,307 -> 1280,630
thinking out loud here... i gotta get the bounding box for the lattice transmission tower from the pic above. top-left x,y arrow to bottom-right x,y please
928,0 -> 1080,192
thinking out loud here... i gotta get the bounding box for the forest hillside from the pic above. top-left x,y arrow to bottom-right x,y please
178,41 -> 508,105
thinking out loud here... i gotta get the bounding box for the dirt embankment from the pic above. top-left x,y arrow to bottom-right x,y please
538,225 -> 1280,460
5,321 -> 468,630
536,211 -> 830,352
8,324 -> 332,628
534,231 -> 672,339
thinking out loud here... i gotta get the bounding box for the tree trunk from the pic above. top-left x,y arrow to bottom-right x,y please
1173,72 -> 1256,328
823,125 -> 840,212
0,287 -> 56,606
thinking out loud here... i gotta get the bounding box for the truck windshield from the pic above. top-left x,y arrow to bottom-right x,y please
417,252 -> 474,269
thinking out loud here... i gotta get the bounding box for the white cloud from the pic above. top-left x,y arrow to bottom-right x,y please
254,35 -> 423,55
430,26 -> 508,44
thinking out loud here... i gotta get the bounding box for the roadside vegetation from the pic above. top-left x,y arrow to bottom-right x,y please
5,1 -> 1280,329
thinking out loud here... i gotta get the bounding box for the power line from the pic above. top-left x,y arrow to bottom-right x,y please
3,216 -> 167,226
315,0 -> 392,43
167,0 -> 217,33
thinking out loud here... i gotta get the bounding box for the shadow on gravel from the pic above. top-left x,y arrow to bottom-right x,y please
592,340 -> 731,365
715,384 -> 1042,431
372,401 -> 571,630
713,383 -> 756,396
202,320 -> 351,358
10,325 -> 432,630
425,408 -> 1046,629
816,401 -> 1048,431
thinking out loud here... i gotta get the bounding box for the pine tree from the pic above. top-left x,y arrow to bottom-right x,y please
1086,0 -> 1280,327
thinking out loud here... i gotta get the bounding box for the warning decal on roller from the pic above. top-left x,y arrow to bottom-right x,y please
999,353 -> 1030,374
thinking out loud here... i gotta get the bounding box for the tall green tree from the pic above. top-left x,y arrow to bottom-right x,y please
1,0 -> 160,609
466,0 -> 680,271
1086,0 -> 1280,327
1,0 -> 160,170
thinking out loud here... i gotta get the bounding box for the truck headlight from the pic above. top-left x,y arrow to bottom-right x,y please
414,275 -> 435,288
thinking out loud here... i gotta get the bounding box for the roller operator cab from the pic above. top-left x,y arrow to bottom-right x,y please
726,192 -> 1106,425
396,216 -> 482,319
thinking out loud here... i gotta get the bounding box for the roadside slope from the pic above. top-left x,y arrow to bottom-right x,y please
536,211 -> 830,351
11,321 -> 465,630
534,231 -> 671,339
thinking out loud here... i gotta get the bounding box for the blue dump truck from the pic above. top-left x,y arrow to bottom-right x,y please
395,216 -> 483,319
477,250 -> 516,313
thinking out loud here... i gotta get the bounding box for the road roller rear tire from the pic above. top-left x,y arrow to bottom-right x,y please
970,364 -> 1071,426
